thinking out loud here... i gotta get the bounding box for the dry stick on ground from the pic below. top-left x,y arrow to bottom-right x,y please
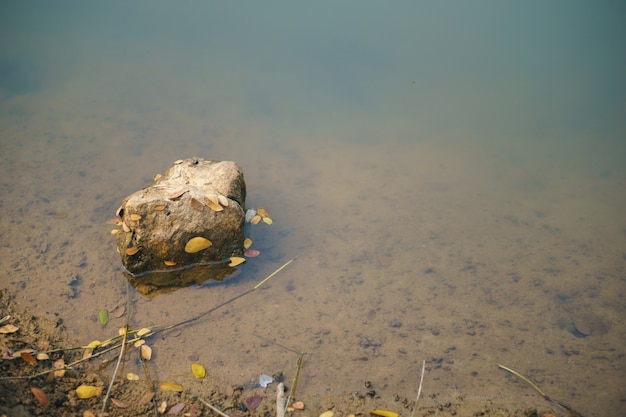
102,279 -> 132,414
276,382 -> 287,417
409,359 -> 426,417
497,364 -> 586,417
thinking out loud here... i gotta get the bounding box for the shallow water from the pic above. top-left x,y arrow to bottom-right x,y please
1,2 -> 625,416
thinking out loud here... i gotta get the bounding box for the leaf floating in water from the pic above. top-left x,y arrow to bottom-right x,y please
31,387 -> 48,407
190,198 -> 204,212
244,249 -> 260,258
245,394 -> 263,411
106,216 -> 122,225
21,351 -> 37,365
125,247 -> 139,256
0,324 -> 19,334
184,237 -> 212,253
262,217 -> 273,225
259,374 -> 273,388
114,305 -> 126,318
140,344 -> 152,361
134,339 -> 145,348
154,204 -> 166,211
129,213 -> 142,221
250,215 -> 261,225
243,238 -> 253,249
257,208 -> 269,217
127,373 -> 140,381
98,308 -> 109,325
245,209 -> 257,222
205,199 -> 223,212
164,260 -> 177,266
229,257 -> 246,267
160,381 -> 183,392
76,385 -> 102,399
191,363 -> 206,379
137,327 -> 152,337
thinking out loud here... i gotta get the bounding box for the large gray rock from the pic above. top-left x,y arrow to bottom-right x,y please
114,158 -> 246,295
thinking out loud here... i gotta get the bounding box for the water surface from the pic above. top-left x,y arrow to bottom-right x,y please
1,2 -> 625,416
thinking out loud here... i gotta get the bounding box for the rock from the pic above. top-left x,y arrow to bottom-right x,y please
115,158 -> 246,295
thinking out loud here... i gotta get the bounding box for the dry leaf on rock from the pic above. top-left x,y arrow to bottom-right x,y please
184,237 -> 212,253
229,257 -> 246,267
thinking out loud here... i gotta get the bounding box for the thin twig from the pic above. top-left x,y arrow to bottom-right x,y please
410,359 -> 426,417
286,353 -> 304,408
102,278 -> 131,414
195,396 -> 231,417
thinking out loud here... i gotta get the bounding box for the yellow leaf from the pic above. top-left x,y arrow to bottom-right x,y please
133,339 -> 145,348
36,353 -> 49,360
257,208 -> 269,217
205,199 -> 224,212
76,385 -> 102,399
160,381 -> 183,392
140,344 -> 152,361
243,238 -> 253,249
262,217 -> 273,225
191,363 -> 206,379
127,373 -> 140,381
250,214 -> 261,224
229,257 -> 246,267
184,236 -> 212,253
370,410 -> 399,417
86,340 -> 101,348
137,327 -> 152,337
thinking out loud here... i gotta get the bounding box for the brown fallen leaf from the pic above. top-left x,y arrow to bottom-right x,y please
21,351 -> 37,365
125,247 -> 139,256
110,398 -> 129,408
205,199 -> 224,212
190,198 -> 204,212
31,387 -> 48,407
0,324 -> 19,334
114,305 -> 126,318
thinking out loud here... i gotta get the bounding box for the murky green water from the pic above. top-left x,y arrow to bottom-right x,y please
1,2 -> 625,416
